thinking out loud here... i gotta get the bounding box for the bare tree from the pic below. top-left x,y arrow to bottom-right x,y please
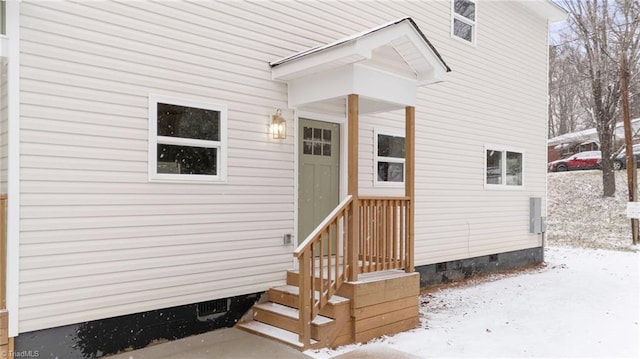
556,0 -> 640,197
549,39 -> 590,138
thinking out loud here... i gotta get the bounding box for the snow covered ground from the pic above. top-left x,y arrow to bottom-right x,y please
306,171 -> 640,358
547,170 -> 638,251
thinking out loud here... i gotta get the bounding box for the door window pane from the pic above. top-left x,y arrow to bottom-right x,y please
323,143 -> 331,156
303,126 -> 333,157
303,141 -> 313,155
303,127 -> 313,140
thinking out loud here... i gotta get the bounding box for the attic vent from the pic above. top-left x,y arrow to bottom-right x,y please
197,298 -> 230,320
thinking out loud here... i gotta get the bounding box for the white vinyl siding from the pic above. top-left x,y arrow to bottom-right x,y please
17,0 -> 549,333
18,0 -> 296,333
358,0 -> 548,264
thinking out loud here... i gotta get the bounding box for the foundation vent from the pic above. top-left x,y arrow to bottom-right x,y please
197,298 -> 230,320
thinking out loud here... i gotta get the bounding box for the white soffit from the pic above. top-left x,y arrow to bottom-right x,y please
520,0 -> 568,22
270,17 -> 451,85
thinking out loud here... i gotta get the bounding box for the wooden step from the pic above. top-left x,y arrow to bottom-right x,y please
236,320 -> 317,349
268,285 -> 350,319
253,302 -> 334,342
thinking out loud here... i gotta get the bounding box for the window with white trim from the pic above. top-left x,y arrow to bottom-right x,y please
485,146 -> 523,188
375,131 -> 405,185
452,0 -> 476,43
149,95 -> 227,182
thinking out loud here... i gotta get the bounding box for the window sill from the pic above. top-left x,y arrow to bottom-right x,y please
484,184 -> 524,191
451,34 -> 477,47
149,174 -> 227,184
374,181 -> 405,188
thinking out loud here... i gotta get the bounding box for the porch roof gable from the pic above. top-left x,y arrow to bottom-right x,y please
270,17 -> 450,114
270,17 -> 450,86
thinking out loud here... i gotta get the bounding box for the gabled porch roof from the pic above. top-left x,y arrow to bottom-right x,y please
270,17 -> 450,114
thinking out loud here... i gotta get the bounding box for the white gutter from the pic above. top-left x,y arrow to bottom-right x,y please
6,0 -> 20,337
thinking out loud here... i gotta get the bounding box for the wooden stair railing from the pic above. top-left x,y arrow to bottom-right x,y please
293,195 -> 352,347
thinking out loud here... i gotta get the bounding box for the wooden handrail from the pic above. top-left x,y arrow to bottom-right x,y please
294,195 -> 353,346
359,195 -> 410,201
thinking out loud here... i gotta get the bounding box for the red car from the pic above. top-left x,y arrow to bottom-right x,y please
548,151 -> 602,172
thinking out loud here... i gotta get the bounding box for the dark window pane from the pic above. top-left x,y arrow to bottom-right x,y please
377,162 -> 404,182
157,144 -> 217,175
313,128 -> 322,140
506,152 -> 523,186
378,134 -> 405,158
323,129 -> 332,142
323,143 -> 331,156
486,150 -> 502,184
157,103 -> 220,141
454,19 -> 473,42
303,141 -> 313,155
313,142 -> 322,155
303,127 -> 313,140
454,0 -> 475,21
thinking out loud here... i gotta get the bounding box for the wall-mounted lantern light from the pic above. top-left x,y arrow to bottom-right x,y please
271,109 -> 286,139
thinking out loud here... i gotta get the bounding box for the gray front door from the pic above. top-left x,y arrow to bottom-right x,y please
298,119 -> 340,244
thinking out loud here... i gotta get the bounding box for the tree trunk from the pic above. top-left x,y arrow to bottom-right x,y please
600,131 -> 616,197
601,157 -> 616,197
599,122 -> 616,197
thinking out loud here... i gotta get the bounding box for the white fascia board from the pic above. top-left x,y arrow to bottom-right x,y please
353,64 -> 416,108
271,41 -> 367,81
358,97 -> 406,114
6,0 -> 20,337
521,0 -> 567,22
288,64 -> 416,111
288,65 -> 355,108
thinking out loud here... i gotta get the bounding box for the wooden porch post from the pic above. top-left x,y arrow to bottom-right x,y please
348,94 -> 360,281
405,107 -> 415,273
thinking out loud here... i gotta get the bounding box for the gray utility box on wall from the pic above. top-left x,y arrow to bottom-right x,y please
530,197 -> 545,234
